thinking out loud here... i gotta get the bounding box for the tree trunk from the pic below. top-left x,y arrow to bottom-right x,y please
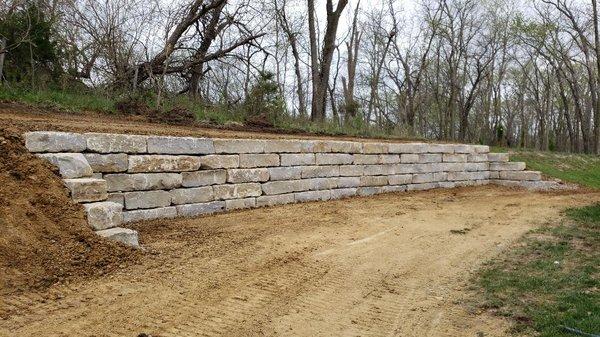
0,38 -> 6,84
593,0 -> 600,153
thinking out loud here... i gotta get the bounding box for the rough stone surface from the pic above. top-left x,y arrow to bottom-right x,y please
262,180 -> 311,195
295,190 -> 331,202
214,183 -> 262,200
301,165 -> 339,178
388,143 -> 428,154
227,168 -> 270,183
382,185 -> 408,193
412,173 -> 446,184
360,176 -> 388,187
447,171 -> 490,181
280,153 -> 315,166
264,140 -> 306,153
309,178 -> 338,190
147,136 -> 214,154
225,198 -> 256,211
427,144 -> 454,153
124,190 -> 172,210
214,139 -> 265,153
337,176 -> 361,188
107,193 -> 125,206
83,202 -> 123,230
84,153 -> 128,173
96,227 -> 139,247
499,170 -> 542,181
339,165 -> 364,177
467,154 -> 488,162
268,167 -> 302,181
407,183 -> 439,191
388,174 -> 412,185
419,154 -> 442,163
239,154 -> 280,168
123,207 -> 177,223
443,154 -> 468,163
490,162 -> 526,171
182,170 -> 226,187
357,186 -> 384,196
200,155 -> 239,169
353,154 -> 379,165
473,145 -> 490,153
105,173 -> 182,192
379,154 -> 400,164
363,143 -> 388,154
329,141 -> 363,153
330,188 -> 357,199
400,154 -> 419,163
363,164 -> 393,176
176,201 -> 225,217
25,131 -> 86,153
85,133 -> 147,153
487,153 -> 509,162
38,153 -> 93,178
315,153 -> 353,165
170,186 -> 214,205
256,194 -> 295,207
128,155 -> 201,173
64,178 -> 108,203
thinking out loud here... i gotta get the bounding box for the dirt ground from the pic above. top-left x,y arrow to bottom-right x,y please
2,186 -> 599,337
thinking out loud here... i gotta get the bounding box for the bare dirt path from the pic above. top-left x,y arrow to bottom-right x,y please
2,186 -> 598,337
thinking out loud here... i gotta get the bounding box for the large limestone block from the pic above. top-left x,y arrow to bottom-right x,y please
213,183 -> 262,200
170,186 -> 214,205
379,154 -> 400,164
363,142 -> 389,154
426,144 -> 454,153
452,144 -> 475,154
309,178 -> 338,190
280,153 -> 315,166
412,173 -> 445,184
147,136 -> 214,154
239,154 -> 280,168
382,185 -> 408,193
225,198 -> 256,211
301,165 -> 340,178
123,206 -> 177,223
128,155 -> 201,173
38,153 -> 93,178
96,227 -> 139,247
85,133 -> 147,153
329,141 -> 363,153
467,154 -> 488,162
339,165 -> 364,177
176,201 -> 225,217
84,153 -> 128,173
407,182 -> 439,191
357,186 -> 385,196
330,188 -> 357,199
418,154 -> 442,163
25,131 -> 86,153
214,139 -> 265,153
124,190 -> 172,210
487,153 -> 509,162
107,192 -> 125,206
337,176 -> 361,188
388,143 -> 428,154
315,153 -> 353,165
400,154 -> 419,163
64,178 -> 108,203
105,173 -> 182,192
447,171 -> 490,181
83,201 -> 123,230
256,194 -> 295,207
388,174 -> 412,185
465,162 -> 489,171
182,170 -> 226,187
305,140 -> 333,153
200,155 -> 239,169
262,179 -> 311,195
227,168 -> 270,183
363,164 -> 394,176
393,163 -> 420,174
490,162 -> 526,171
264,140 -> 308,153
268,167 -> 302,181
295,190 -> 331,202
353,154 -> 379,165
442,154 -> 468,163
473,145 -> 490,153
360,176 -> 388,187
499,170 -> 541,181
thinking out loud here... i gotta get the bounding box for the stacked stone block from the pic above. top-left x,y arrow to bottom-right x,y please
25,131 -> 561,246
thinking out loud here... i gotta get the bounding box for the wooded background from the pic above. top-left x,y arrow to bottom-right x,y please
1,0 -> 600,153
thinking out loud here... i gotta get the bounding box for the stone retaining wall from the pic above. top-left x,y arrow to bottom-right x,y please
25,131 -> 562,247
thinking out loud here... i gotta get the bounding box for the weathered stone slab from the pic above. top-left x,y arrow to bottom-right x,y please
124,190 -> 171,210
492,180 -> 565,191
147,136 -> 214,154
467,154 -> 488,162
123,206 -> 177,223
419,154 -> 442,163
464,162 -> 489,171
412,173 -> 446,184
490,162 -> 526,171
182,170 -> 226,187
489,171 -> 499,179
447,171 -> 490,181
295,190 -> 331,202
64,178 -> 108,203
25,131 -> 86,153
83,201 -> 123,230
330,188 -> 357,199
176,201 -> 225,217
214,183 -> 262,200
262,179 -> 311,195
239,154 -> 280,168
499,170 -> 541,181
227,168 -> 269,183
363,164 -> 394,176
442,154 -> 467,163
107,192 -> 125,206
353,154 -> 379,165
360,176 -> 388,187
105,173 -> 182,192
406,182 -> 439,191
264,140 -> 306,153
85,133 -> 147,153
170,186 -> 214,205
268,167 -> 302,181
256,194 -> 295,207
439,163 -> 467,172
379,154 -> 400,164
225,198 -> 256,211
487,153 -> 509,162
84,153 -> 128,173
329,141 -> 363,153
315,153 -> 353,165
388,143 -> 428,154
363,143 -> 389,154
38,153 -> 93,178
452,144 -> 475,154
388,174 -> 412,185
357,186 -> 384,196
96,227 -> 139,247
280,154 -> 315,166
309,178 -> 338,190
301,165 -> 340,178
200,155 -> 239,169
382,185 -> 408,193
473,145 -> 490,153
337,176 -> 361,188
400,154 -> 419,163
426,144 -> 454,153
128,155 -> 201,173
339,165 -> 364,177
214,139 -> 265,153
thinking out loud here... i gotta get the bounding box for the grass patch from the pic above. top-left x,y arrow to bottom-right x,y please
476,203 -> 600,336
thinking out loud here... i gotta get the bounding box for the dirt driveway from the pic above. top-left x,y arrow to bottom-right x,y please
2,186 -> 598,337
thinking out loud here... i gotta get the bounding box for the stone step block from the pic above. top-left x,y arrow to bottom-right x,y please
225,198 -> 256,211
473,145 -> 490,153
295,190 -> 331,202
262,179 -> 311,195
301,165 -> 339,178
105,173 -> 182,192
96,227 -> 139,247
84,153 -> 128,173
214,183 -> 262,200
488,153 -> 510,162
124,190 -> 172,210
427,144 -> 455,153
200,155 -> 239,169
38,153 -> 93,178
64,178 -> 108,203
123,207 -> 177,223
490,162 -> 526,171
499,170 -> 542,181
227,168 -> 270,183
316,153 -> 353,165
280,153 -> 315,166
128,155 -> 201,173
256,194 -> 295,207
268,167 -> 302,181
176,201 -> 225,217
25,131 -> 86,153
182,170 -> 226,187
330,188 -> 358,199
83,201 -> 123,230
147,136 -> 214,154
170,186 -> 214,205
239,154 -> 280,168
85,133 -> 147,153
452,144 -> 475,154
214,139 -> 265,153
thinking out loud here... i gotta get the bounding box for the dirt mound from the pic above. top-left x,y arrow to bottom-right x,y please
0,127 -> 139,300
